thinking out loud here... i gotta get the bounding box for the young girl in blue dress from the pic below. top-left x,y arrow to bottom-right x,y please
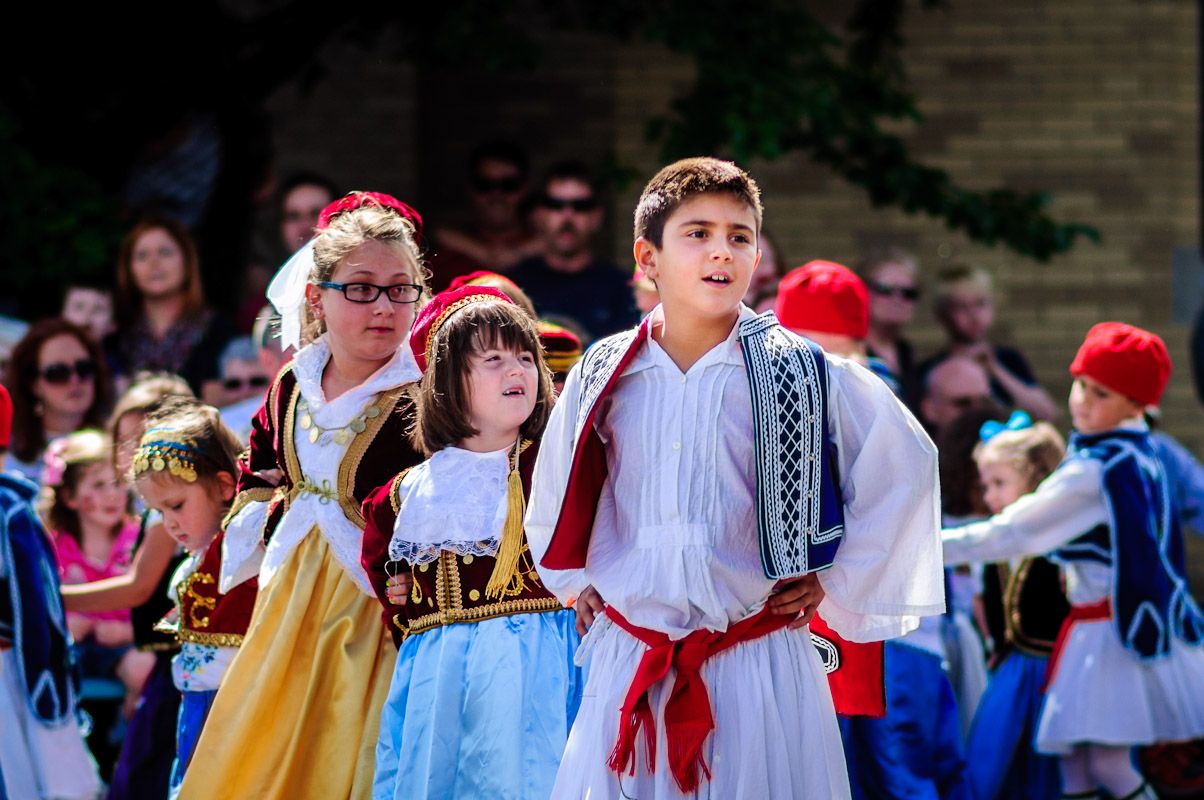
964,415 -> 1068,800
362,286 -> 583,800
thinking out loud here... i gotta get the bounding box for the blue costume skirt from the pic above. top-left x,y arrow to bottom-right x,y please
169,689 -> 218,800
965,649 -> 1061,800
840,640 -> 973,800
373,609 -> 582,800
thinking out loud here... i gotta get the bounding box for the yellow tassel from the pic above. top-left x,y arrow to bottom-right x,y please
486,447 -> 528,600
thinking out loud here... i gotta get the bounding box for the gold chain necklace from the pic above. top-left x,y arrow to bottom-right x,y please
297,398 -> 382,446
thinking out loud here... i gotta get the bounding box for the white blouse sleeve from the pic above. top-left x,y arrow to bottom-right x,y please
942,456 -> 1106,565
220,500 -> 267,593
816,356 -> 946,642
527,363 -> 592,606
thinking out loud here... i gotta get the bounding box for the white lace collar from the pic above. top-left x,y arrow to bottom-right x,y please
292,336 -> 420,427
388,445 -> 513,564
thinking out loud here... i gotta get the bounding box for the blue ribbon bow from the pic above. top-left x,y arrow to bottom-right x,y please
979,410 -> 1032,442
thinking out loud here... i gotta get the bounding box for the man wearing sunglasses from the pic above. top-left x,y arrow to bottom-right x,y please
427,139 -> 542,291
508,161 -> 638,342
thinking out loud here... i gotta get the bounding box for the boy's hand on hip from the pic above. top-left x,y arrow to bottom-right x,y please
769,573 -> 825,630
574,585 -> 606,636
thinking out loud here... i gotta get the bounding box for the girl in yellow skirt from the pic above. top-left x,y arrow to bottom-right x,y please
178,192 -> 428,800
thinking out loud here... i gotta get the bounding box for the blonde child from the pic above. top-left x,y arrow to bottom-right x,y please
40,429 -> 154,718
943,323 -> 1204,800
180,192 -> 429,800
129,399 -> 254,799
362,287 -> 582,799
964,414 -> 1068,800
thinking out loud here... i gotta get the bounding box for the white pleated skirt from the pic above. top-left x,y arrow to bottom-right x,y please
1037,617 -> 1204,754
552,616 -> 851,799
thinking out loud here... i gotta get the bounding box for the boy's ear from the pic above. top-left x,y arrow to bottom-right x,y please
634,237 -> 659,280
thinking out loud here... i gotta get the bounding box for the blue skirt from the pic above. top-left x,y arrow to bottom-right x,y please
168,689 -> 217,800
108,651 -> 179,800
373,609 -> 582,800
965,650 -> 1061,800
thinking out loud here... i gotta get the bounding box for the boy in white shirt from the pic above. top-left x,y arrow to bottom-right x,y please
527,157 -> 945,798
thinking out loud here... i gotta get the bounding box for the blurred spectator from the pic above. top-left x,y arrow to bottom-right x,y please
920,355 -> 993,435
278,172 -> 337,255
217,309 -> 292,442
122,110 -> 220,229
427,140 -> 542,290
61,285 -> 116,346
921,265 -> 1058,421
508,161 -> 638,341
113,217 -> 235,395
3,319 -> 113,485
857,248 -> 923,406
537,321 -> 583,394
743,228 -> 788,307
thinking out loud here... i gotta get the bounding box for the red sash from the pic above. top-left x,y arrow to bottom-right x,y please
605,605 -> 791,793
1042,598 -> 1112,691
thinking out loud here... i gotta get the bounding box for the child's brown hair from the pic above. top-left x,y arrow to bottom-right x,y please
133,398 -> 243,489
974,422 -> 1066,492
412,301 -> 553,456
634,157 -> 763,249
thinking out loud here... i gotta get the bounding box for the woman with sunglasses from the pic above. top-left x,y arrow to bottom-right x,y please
3,318 -> 113,485
113,216 -> 235,396
856,248 -> 925,408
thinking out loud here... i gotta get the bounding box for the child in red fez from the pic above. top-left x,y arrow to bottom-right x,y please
527,158 -> 944,798
943,322 -> 1204,800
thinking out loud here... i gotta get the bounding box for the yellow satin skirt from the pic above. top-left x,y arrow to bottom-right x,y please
179,529 -> 395,800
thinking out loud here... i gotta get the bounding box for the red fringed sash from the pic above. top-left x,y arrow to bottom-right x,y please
604,605 -> 792,794
1042,598 -> 1111,691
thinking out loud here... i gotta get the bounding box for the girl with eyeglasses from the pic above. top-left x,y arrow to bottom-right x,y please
3,318 -> 113,486
177,193 -> 430,800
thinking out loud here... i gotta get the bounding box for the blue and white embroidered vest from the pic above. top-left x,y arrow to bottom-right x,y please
567,312 -> 844,579
1055,428 -> 1204,659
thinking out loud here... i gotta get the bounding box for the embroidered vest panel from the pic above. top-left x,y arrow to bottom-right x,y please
1004,556 -> 1070,656
174,532 -> 258,648
390,446 -> 561,642
1056,430 -> 1204,659
738,314 -> 844,578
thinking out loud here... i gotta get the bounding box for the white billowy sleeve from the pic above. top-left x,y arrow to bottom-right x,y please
527,363 -> 592,606
817,356 -> 946,642
220,500 -> 267,593
942,457 -> 1106,565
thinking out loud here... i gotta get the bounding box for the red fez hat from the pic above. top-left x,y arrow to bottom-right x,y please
0,384 -> 11,448
537,321 -> 583,376
1070,322 -> 1171,407
317,191 -> 423,236
409,286 -> 514,372
774,260 -> 869,339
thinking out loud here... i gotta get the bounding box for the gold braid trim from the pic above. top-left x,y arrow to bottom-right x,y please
136,642 -> 179,653
280,384 -> 303,517
389,467 -> 414,515
1005,557 -> 1057,656
222,486 -> 275,530
176,629 -> 245,648
392,597 -> 564,642
337,387 -> 404,530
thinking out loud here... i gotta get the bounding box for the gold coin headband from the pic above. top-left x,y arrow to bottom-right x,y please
133,430 -> 202,483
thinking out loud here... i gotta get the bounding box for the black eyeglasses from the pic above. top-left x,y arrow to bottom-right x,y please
223,375 -> 270,392
317,281 -> 422,304
870,282 -> 921,302
471,176 -> 523,194
540,196 -> 598,213
38,359 -> 98,385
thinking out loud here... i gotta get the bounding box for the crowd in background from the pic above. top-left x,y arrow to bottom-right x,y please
3,139 -> 1204,799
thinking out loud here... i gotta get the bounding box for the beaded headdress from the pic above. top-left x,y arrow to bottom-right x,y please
133,428 -> 202,483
